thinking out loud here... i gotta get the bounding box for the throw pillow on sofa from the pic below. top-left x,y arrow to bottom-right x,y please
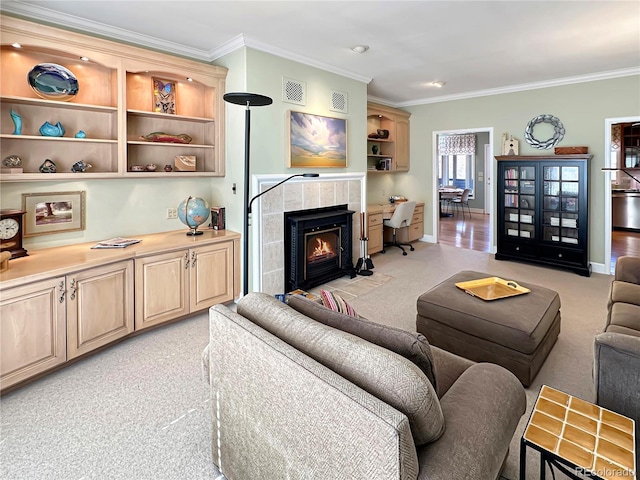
238,292 -> 445,446
288,294 -> 438,392
319,289 -> 359,317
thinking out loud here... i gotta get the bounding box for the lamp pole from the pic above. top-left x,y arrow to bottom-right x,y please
223,92 -> 273,296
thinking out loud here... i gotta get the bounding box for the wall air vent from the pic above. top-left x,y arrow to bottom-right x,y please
283,77 -> 306,105
329,90 -> 348,113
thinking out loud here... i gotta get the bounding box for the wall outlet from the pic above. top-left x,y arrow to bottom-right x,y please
166,207 -> 177,219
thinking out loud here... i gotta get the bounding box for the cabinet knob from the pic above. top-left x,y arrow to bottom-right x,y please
558,253 -> 563,258
516,246 -> 520,251
191,251 -> 197,267
184,251 -> 189,269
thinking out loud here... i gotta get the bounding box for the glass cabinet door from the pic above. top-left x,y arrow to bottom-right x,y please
542,165 -> 580,245
503,165 -> 536,239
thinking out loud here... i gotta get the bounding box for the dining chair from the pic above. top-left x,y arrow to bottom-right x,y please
451,188 -> 472,219
381,201 -> 416,255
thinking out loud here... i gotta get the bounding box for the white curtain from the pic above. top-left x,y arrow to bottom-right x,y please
438,134 -> 476,155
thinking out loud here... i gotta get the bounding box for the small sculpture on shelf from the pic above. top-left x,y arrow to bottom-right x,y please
39,159 -> 57,173
74,130 -> 86,138
164,164 -> 173,172
71,160 -> 92,172
139,132 -> 192,144
145,164 -> 157,172
39,121 -> 65,137
10,109 -> 22,135
2,155 -> 22,168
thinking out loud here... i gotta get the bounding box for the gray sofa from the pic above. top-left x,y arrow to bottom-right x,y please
204,292 -> 526,480
594,255 -> 640,452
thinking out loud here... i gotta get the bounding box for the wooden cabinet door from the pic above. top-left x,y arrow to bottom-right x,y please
0,277 -> 66,390
367,213 -> 384,254
395,117 -> 410,172
135,250 -> 189,330
67,260 -> 134,359
190,242 -> 234,312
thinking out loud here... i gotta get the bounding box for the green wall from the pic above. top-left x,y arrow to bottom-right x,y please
396,75 -> 640,265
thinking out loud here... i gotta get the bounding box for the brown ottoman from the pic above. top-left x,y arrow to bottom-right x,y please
416,270 -> 561,386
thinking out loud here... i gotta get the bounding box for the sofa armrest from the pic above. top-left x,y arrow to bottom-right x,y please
430,346 -> 475,398
594,332 -> 640,427
615,256 -> 640,284
416,363 -> 526,480
208,304 -> 419,480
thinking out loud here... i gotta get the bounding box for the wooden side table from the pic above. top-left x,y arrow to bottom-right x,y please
520,385 -> 636,480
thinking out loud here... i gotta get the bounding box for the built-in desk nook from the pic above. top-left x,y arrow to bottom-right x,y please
366,202 -> 424,254
0,229 -> 239,392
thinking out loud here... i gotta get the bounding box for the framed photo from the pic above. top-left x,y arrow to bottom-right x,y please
152,77 -> 176,114
22,191 -> 86,237
288,111 -> 347,168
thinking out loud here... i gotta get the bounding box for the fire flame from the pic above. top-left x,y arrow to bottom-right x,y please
311,237 -> 334,257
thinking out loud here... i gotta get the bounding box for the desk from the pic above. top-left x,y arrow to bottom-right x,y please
439,188 -> 463,217
366,202 -> 424,254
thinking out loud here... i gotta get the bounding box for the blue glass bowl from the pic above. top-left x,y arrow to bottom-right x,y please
27,63 -> 79,101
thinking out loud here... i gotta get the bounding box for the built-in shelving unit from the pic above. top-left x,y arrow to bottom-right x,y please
366,103 -> 410,173
0,15 -> 227,182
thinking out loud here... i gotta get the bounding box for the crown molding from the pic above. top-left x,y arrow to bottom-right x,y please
2,1 -> 372,85
232,35 -> 372,85
394,67 -> 640,108
1,1 -> 212,60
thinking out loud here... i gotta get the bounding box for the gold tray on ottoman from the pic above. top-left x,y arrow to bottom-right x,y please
455,276 -> 531,301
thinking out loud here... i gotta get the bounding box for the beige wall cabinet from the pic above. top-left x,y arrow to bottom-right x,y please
366,103 -> 411,173
0,277 -> 66,390
0,229 -> 240,392
0,16 -> 227,182
0,259 -> 133,389
67,260 -> 134,359
135,240 -> 236,331
367,212 -> 384,254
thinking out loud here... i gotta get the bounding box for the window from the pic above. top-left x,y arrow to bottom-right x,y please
437,134 -> 476,196
439,154 -> 475,195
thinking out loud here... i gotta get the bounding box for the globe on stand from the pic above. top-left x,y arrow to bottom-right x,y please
178,196 -> 210,236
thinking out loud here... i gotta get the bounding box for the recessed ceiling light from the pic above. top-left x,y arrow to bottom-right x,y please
351,45 -> 369,54
186,77 -> 193,82
12,43 -> 21,48
431,81 -> 446,88
80,56 -> 89,62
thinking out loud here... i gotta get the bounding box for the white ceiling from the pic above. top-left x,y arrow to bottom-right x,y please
2,0 -> 640,106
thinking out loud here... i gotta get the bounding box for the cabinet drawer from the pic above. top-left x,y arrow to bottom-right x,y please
499,242 -> 537,258
368,212 -> 383,227
414,205 -> 424,215
539,246 -> 584,265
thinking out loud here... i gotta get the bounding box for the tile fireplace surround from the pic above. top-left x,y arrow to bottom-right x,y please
252,173 -> 366,294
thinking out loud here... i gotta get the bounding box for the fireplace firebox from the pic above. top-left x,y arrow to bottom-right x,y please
284,205 -> 355,292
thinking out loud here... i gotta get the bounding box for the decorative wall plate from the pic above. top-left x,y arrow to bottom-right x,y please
524,114 -> 565,149
27,63 -> 79,101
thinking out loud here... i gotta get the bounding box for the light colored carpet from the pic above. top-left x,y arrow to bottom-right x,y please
0,242 -> 612,480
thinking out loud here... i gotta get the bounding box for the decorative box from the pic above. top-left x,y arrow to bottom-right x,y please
174,155 -> 196,171
554,146 -> 588,155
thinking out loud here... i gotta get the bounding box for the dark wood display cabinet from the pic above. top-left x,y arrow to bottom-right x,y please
495,154 -> 592,276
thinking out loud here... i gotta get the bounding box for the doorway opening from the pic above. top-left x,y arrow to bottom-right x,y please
432,128 -> 494,253
605,117 -> 640,274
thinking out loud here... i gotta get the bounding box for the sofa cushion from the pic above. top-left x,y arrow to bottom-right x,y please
288,295 -> 437,391
607,302 -> 640,337
319,289 -> 359,317
238,292 -> 445,446
610,280 -> 640,308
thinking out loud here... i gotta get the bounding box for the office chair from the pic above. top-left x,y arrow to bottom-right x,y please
451,188 -> 472,219
381,201 -> 416,255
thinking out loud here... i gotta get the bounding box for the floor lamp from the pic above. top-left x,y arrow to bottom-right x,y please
223,92 -> 273,296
